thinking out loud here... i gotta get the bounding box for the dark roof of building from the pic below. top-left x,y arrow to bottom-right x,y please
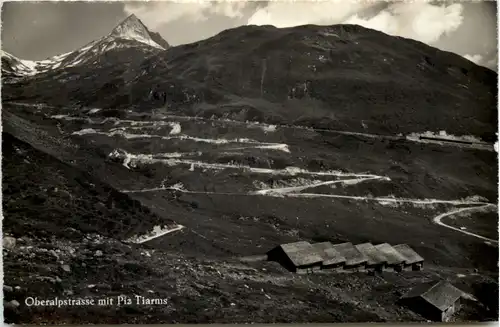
401,280 -> 464,312
355,243 -> 388,266
374,243 -> 407,265
331,242 -> 367,266
311,242 -> 346,266
393,244 -> 424,264
279,241 -> 323,267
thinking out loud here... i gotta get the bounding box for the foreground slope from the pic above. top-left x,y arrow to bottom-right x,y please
2,132 -> 177,241
2,106 -> 498,324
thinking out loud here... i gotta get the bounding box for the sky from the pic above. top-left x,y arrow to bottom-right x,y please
1,0 -> 498,70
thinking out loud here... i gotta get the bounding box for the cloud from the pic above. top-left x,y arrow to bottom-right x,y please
247,0 -> 373,28
124,2 -> 210,28
246,0 -> 464,46
485,58 -> 498,70
463,54 -> 483,64
346,2 -> 464,44
211,1 -> 248,18
466,54 -> 498,70
121,0 -> 493,71
123,1 -> 250,29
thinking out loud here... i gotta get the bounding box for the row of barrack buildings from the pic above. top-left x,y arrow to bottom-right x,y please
267,241 -> 424,274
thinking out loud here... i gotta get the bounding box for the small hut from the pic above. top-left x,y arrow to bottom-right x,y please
355,243 -> 388,273
374,243 -> 407,272
311,242 -> 346,271
267,241 -> 323,274
393,244 -> 424,271
399,280 -> 464,322
331,242 -> 367,272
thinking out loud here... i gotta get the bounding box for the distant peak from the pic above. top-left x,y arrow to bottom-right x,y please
111,14 -> 149,38
122,14 -> 142,27
109,14 -> 169,50
1,50 -> 15,58
127,13 -> 138,20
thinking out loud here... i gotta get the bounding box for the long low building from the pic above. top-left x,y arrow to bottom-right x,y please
267,241 -> 424,274
329,242 -> 368,272
355,243 -> 388,273
311,242 -> 346,271
392,244 -> 425,271
267,241 -> 324,274
374,243 -> 408,271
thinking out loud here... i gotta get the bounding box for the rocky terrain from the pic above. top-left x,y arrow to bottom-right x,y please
2,14 -> 498,324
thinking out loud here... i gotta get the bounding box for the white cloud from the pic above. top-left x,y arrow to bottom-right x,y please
211,1 -> 247,18
463,54 -> 483,64
247,1 -> 464,46
484,57 -> 498,70
123,0 -> 493,71
464,54 -> 498,70
247,0 -> 372,28
346,2 -> 464,44
124,2 -> 210,28
124,1 -> 249,29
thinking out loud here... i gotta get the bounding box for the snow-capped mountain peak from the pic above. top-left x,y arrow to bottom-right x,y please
111,14 -> 149,39
1,14 -> 169,78
109,14 -> 164,49
1,50 -> 38,79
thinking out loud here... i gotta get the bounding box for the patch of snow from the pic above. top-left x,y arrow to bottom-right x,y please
126,224 -> 184,244
66,58 -> 84,68
169,182 -> 185,191
260,124 -> 277,133
51,114 -> 69,119
72,128 -> 98,136
19,59 -> 38,72
52,51 -> 72,61
169,122 -> 182,135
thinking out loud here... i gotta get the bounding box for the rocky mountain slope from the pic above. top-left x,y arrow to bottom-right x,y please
3,23 -> 497,142
2,15 -> 498,324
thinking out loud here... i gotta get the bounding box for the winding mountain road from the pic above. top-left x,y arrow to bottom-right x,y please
8,104 -> 497,244
432,204 -> 498,243
7,102 -> 496,151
